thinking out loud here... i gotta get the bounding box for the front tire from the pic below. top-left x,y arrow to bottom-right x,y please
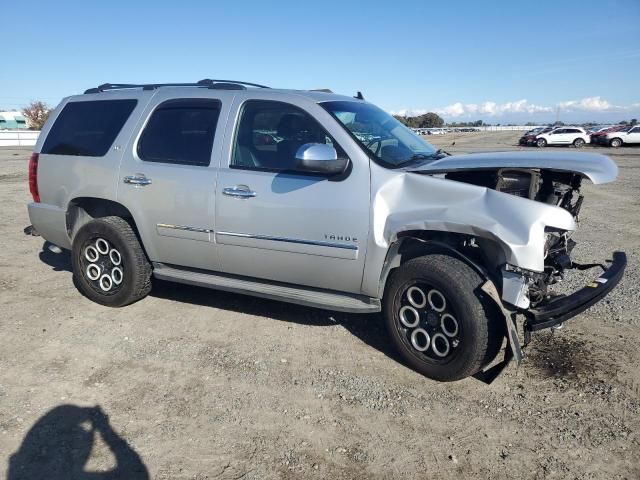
610,138 -> 623,148
536,138 -> 547,147
72,216 -> 152,307
383,255 -> 503,381
573,138 -> 585,148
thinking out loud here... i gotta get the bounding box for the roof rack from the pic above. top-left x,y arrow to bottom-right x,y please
84,79 -> 269,94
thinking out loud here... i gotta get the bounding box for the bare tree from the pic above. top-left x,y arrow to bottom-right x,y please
22,101 -> 51,130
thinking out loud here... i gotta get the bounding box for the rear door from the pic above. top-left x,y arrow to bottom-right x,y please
118,90 -> 234,271
214,94 -> 370,294
565,128 -> 582,143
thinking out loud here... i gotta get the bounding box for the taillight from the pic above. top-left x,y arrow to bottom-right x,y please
28,152 -> 40,202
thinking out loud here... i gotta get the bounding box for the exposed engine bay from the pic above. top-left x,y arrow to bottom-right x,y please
445,168 -> 584,307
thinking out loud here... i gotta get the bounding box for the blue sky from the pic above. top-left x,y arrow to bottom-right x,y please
1,0 -> 639,123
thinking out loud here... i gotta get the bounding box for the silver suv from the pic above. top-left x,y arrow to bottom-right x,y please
27,79 -> 626,381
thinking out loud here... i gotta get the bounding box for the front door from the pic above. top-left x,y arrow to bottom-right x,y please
118,91 -> 234,271
549,129 -> 568,144
214,96 -> 370,294
627,126 -> 640,143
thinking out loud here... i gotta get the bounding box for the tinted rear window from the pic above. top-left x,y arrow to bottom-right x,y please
42,99 -> 137,156
137,99 -> 221,166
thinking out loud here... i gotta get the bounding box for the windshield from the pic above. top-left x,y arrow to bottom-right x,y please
320,101 -> 438,167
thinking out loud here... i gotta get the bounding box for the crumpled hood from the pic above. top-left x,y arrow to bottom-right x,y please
406,151 -> 618,184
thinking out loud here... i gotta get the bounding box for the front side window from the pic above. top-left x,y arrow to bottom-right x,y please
321,100 -> 438,168
42,100 -> 137,156
138,99 -> 220,166
231,100 -> 345,172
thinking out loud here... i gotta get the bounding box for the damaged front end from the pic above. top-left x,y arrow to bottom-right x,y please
405,151 -> 627,334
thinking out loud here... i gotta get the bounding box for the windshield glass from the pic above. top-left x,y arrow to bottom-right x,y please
320,101 -> 438,167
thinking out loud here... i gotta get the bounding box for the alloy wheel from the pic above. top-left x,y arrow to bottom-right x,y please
396,283 -> 461,362
80,237 -> 124,294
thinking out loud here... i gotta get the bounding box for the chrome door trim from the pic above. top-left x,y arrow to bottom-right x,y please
216,231 -> 358,251
157,223 -> 213,233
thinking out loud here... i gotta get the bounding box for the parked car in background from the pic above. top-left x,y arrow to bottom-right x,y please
519,127 -> 553,146
591,125 -> 626,145
535,127 -> 590,148
604,125 -> 640,147
519,127 -> 544,145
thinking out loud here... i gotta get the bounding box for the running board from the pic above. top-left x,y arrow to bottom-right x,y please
152,263 -> 381,313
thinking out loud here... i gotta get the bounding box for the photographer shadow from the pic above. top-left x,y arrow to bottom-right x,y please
7,404 -> 148,480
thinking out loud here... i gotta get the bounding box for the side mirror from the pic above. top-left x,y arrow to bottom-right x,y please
295,143 -> 349,175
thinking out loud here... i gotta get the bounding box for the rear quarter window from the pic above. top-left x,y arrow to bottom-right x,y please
42,99 -> 137,156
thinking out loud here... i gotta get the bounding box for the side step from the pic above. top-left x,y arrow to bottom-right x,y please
152,263 -> 381,313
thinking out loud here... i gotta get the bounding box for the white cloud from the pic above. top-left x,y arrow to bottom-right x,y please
558,96 -> 611,111
392,97 -> 639,119
440,102 -> 466,117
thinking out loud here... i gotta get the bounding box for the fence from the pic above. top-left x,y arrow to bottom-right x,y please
0,130 -> 40,147
476,125 -> 542,132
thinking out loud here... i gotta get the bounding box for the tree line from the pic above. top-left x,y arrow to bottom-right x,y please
394,112 -> 638,129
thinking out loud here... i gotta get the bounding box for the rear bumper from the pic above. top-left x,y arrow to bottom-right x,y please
27,202 -> 71,249
523,251 -> 626,332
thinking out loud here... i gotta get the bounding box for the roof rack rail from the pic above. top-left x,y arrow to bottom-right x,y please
84,79 -> 269,94
197,79 -> 270,89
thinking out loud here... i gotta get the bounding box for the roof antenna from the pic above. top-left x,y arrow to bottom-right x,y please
354,91 -> 364,100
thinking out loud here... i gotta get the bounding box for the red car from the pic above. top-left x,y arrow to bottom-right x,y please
591,125 -> 626,145
518,127 -> 554,146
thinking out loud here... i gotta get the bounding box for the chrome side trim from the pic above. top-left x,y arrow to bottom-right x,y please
216,231 -> 358,251
157,223 -> 213,234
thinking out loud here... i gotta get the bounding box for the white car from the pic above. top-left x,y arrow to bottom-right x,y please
605,125 -> 640,147
535,127 -> 590,148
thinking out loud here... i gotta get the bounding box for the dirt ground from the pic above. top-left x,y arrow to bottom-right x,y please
1,132 -> 638,479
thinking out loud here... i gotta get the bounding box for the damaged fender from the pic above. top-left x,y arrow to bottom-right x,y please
361,164 -> 577,298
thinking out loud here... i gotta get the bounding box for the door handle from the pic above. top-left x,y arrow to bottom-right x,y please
223,185 -> 256,198
123,174 -> 152,186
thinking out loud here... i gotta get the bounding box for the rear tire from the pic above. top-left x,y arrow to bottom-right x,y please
573,138 -> 585,148
610,138 -> 623,148
536,138 -> 547,147
383,254 -> 503,381
72,216 -> 152,307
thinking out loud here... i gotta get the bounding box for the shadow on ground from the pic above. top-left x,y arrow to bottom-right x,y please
7,404 -> 148,479
36,240 -> 400,365
38,242 -> 72,273
151,279 -> 399,362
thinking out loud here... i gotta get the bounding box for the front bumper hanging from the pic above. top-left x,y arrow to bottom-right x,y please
524,251 -> 627,332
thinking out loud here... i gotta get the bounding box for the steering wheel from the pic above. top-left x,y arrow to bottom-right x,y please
367,136 -> 396,157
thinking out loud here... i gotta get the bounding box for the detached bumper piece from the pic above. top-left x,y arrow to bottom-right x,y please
524,251 -> 626,332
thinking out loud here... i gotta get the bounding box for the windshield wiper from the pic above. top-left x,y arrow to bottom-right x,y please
399,150 -> 449,167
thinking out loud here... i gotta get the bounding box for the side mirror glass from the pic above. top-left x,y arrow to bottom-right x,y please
295,143 -> 349,175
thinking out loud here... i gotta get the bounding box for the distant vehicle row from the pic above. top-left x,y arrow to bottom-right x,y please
411,127 -> 480,135
518,125 -> 640,148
